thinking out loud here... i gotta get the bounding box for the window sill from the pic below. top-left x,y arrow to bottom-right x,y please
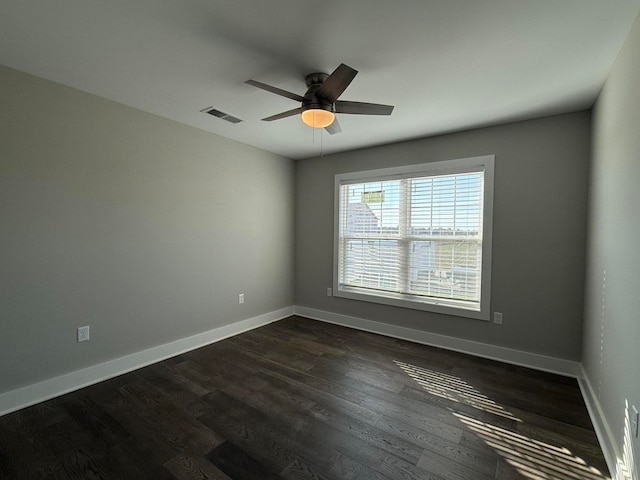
334,285 -> 490,321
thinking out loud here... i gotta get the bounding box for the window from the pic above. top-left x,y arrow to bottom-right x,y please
333,155 -> 494,320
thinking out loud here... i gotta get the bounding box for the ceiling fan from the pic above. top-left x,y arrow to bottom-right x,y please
245,63 -> 394,135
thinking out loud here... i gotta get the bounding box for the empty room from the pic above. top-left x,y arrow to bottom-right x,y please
1,1 -> 640,479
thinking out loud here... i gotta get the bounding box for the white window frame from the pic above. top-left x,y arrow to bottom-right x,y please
333,155 -> 494,321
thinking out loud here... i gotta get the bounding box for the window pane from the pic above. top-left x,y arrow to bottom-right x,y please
343,181 -> 400,236
414,240 -> 481,301
410,173 -> 483,237
342,239 -> 401,292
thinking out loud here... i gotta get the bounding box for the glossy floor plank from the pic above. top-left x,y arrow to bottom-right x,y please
0,316 -> 609,480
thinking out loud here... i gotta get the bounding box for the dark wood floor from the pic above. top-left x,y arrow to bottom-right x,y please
0,316 -> 609,480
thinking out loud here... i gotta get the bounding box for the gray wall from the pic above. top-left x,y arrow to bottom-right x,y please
296,112 -> 591,361
0,65 -> 295,394
583,13 -> 640,477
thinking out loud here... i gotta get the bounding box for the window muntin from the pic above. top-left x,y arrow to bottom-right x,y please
334,156 -> 494,320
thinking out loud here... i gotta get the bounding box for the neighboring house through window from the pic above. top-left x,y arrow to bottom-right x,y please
333,155 -> 495,320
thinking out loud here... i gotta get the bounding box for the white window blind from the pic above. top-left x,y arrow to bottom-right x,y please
334,156 -> 494,320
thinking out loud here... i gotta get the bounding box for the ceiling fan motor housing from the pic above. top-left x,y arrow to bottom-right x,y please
302,94 -> 334,114
301,73 -> 335,127
302,73 -> 334,114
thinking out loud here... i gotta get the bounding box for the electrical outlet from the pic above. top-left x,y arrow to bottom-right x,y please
77,326 -> 90,342
238,293 -> 245,304
327,287 -> 332,296
493,312 -> 503,325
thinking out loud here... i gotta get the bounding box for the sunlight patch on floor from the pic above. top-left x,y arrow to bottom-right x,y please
394,360 -> 611,480
393,360 -> 519,421
454,413 -> 609,480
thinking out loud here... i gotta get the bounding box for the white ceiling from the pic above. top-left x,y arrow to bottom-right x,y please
2,1 -> 639,160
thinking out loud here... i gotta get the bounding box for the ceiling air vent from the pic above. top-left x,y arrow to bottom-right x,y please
201,107 -> 243,124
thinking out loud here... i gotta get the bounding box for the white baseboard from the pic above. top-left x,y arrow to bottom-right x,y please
294,306 -> 582,377
0,306 -> 294,417
578,368 -> 621,480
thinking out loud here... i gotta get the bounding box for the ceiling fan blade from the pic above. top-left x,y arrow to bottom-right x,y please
335,101 -> 394,116
316,64 -> 358,102
262,107 -> 302,122
325,117 -> 342,135
245,79 -> 305,102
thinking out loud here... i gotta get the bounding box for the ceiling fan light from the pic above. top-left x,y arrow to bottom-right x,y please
301,108 -> 335,128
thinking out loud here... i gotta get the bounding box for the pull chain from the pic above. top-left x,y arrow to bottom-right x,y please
309,110 -> 324,157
